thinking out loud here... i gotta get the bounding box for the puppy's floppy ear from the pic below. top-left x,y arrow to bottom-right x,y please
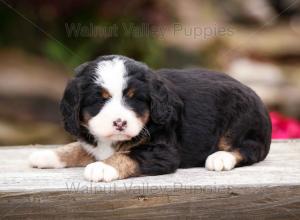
149,75 -> 181,125
74,61 -> 90,76
60,61 -> 90,136
60,78 -> 81,136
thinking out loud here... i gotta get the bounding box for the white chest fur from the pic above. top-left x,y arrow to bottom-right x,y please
80,141 -> 115,161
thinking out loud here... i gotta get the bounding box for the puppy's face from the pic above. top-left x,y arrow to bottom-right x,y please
80,58 -> 150,142
61,55 -> 178,144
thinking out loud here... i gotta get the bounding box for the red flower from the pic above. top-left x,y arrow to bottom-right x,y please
270,112 -> 300,139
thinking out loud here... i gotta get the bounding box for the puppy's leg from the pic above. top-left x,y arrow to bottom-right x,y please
84,153 -> 138,182
84,144 -> 179,182
233,140 -> 270,166
205,136 -> 239,171
29,142 -> 95,168
205,151 -> 242,171
205,138 -> 269,171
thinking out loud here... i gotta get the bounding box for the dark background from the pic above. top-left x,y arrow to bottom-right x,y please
0,0 -> 300,145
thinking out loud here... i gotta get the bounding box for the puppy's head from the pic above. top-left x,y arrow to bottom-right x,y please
60,55 -> 179,144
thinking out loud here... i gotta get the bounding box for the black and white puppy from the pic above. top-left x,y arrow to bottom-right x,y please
29,55 -> 272,182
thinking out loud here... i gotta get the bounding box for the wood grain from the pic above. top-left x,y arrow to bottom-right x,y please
0,140 -> 299,219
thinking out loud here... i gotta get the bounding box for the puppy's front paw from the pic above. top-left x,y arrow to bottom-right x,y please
84,162 -> 119,182
205,151 -> 237,171
29,150 -> 66,168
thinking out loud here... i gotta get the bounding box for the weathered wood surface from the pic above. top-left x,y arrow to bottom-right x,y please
0,140 -> 299,219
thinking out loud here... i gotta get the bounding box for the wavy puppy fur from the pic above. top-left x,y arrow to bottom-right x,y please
29,55 -> 272,181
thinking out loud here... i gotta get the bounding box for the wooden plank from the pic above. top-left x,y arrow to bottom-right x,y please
0,141 -> 300,219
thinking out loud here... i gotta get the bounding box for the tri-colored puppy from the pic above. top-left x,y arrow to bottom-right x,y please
29,55 -> 272,182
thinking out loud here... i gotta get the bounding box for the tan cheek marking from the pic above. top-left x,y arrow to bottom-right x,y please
55,142 -> 95,167
104,153 -> 140,179
139,111 -> 150,125
218,136 -> 231,151
82,111 -> 92,124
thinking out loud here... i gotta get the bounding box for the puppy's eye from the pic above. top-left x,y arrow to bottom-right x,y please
101,89 -> 111,100
126,89 -> 135,98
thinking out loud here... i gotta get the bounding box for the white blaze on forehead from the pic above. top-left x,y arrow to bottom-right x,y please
94,58 -> 127,96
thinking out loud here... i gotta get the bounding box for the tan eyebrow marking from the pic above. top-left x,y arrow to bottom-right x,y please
126,88 -> 135,98
101,88 -> 112,99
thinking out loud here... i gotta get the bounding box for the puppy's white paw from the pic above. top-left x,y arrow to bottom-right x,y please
84,162 -> 119,182
29,150 -> 66,168
205,151 -> 237,171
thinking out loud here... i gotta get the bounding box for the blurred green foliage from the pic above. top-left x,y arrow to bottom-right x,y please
0,0 -> 169,70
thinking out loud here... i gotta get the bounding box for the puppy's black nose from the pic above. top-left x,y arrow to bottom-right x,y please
113,118 -> 127,131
